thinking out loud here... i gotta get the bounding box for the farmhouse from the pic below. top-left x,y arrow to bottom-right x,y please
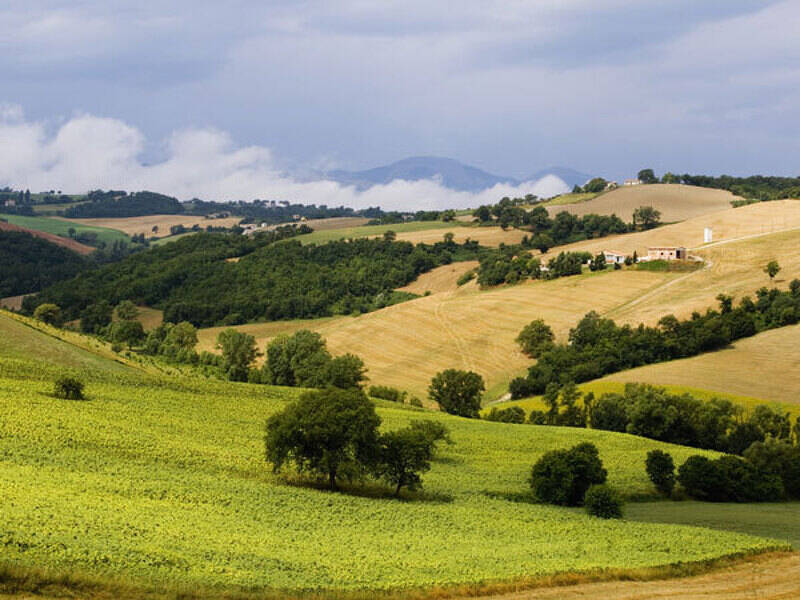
648,246 -> 688,261
603,250 -> 628,264
623,178 -> 642,186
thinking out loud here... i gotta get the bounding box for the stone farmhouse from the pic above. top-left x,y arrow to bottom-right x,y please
647,246 -> 688,260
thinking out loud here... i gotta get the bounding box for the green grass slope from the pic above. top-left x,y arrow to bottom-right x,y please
0,214 -> 129,245
0,330 -> 783,595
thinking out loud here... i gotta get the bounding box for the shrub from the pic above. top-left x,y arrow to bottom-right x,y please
645,450 -> 675,496
527,410 -> 547,425
745,439 -> 800,499
53,376 -> 85,400
584,484 -> 623,519
484,406 -> 526,424
456,270 -> 476,286
530,442 -> 607,506
33,303 -> 62,326
368,385 -> 407,403
677,454 -> 784,502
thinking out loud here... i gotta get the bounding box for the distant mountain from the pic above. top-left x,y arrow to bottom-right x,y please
326,156 -> 517,192
525,167 -> 594,189
320,156 -> 591,194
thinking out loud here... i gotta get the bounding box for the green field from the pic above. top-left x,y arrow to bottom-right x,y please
296,220 -> 465,245
542,192 -> 601,206
626,502 -> 800,549
0,214 -> 129,245
0,313 -> 784,595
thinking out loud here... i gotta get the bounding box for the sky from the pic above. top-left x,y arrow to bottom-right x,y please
1,1 -> 798,208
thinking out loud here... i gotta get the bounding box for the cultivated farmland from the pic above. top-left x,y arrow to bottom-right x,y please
0,214 -> 129,246
59,214 -> 241,238
0,320 -> 782,595
550,183 -> 740,222
0,220 -> 94,255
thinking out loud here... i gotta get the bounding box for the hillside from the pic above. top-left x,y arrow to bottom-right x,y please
600,324 -> 800,406
0,220 -> 93,255
0,324 -> 779,596
550,184 -> 740,222
196,202 -> 800,400
0,214 -> 128,247
60,214 -> 241,238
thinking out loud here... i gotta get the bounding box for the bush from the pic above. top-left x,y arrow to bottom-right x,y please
53,376 -> 85,400
369,385 -> 407,403
530,442 -> 607,506
584,484 -> 623,519
456,270 -> 476,286
645,450 -> 675,496
677,454 -> 784,502
33,303 -> 62,326
484,406 -> 526,424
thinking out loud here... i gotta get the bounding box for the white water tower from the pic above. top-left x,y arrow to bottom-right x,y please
704,227 -> 713,244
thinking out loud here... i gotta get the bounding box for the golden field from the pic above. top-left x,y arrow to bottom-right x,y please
59,214 -> 241,238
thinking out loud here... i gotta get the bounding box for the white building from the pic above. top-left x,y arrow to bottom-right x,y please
623,179 -> 642,186
603,250 -> 628,264
704,227 -> 713,244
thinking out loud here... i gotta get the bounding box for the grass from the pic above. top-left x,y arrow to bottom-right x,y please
0,214 -> 129,245
542,192 -> 601,206
0,317 -> 783,595
635,259 -> 704,272
626,502 -> 800,549
296,220 -> 461,245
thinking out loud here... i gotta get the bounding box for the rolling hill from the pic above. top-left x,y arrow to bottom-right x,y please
550,184 -> 740,222
0,312 -> 782,597
0,220 -> 93,255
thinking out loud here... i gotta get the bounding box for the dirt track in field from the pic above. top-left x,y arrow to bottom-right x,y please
456,553 -> 800,600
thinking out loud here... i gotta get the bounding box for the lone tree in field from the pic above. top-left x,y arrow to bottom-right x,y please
632,206 -> 661,230
645,450 -> 675,497
265,388 -> 381,490
530,442 -> 607,506
216,328 -> 259,382
375,422 -> 444,496
765,260 -> 781,281
33,303 -> 62,326
428,369 -> 485,418
515,319 -> 555,358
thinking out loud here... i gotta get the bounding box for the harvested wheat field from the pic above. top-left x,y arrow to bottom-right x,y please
552,183 -> 740,222
0,221 -> 94,255
601,324 -> 800,406
397,261 -> 478,295
452,553 -> 800,600
394,225 -> 528,246
60,214 -> 241,238
298,216 -> 370,230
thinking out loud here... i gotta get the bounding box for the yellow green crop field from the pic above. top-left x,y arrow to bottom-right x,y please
296,220 -> 461,245
0,317 -> 783,596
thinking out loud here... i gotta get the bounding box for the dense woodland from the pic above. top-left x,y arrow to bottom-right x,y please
25,232 -> 482,327
0,231 -> 86,296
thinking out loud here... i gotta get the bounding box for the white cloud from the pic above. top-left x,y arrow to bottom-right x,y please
0,107 -> 568,210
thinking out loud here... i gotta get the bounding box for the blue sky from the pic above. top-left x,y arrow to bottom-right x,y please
1,1 -> 798,207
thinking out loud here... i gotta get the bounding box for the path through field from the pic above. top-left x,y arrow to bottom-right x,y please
455,553 -> 800,600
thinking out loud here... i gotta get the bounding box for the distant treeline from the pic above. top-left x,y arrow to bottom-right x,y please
0,231 -> 86,297
510,286 -> 800,398
677,174 -> 800,202
25,230 -> 482,327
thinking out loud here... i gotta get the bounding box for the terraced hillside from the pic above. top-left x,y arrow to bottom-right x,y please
0,314 -> 782,596
551,183 -> 740,222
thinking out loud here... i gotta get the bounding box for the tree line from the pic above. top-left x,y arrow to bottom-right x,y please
510,284 -> 800,397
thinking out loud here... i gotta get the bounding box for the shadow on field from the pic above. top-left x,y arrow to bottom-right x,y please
275,475 -> 454,503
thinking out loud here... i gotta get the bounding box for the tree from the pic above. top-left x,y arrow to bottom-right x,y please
531,233 -> 555,254
375,425 -> 439,496
164,321 -> 198,351
324,354 -> 368,389
473,205 -> 492,222
428,369 -> 485,418
661,172 -> 680,184
645,450 -> 675,496
583,178 -> 608,193
765,260 -> 781,281
589,252 -> 607,272
115,300 -> 139,321
79,301 -> 113,334
632,206 -> 661,230
68,227 -> 76,239
54,376 -> 85,400
382,230 -> 396,242
265,388 -> 381,490
584,484 -> 623,519
111,319 -> 145,349
33,303 -> 62,326
530,442 -> 607,506
637,169 -> 657,184
515,319 -> 555,358
441,209 -> 456,222
216,328 -> 259,381
264,330 -> 331,387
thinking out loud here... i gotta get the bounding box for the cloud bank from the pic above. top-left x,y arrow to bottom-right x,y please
0,107 -> 568,210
